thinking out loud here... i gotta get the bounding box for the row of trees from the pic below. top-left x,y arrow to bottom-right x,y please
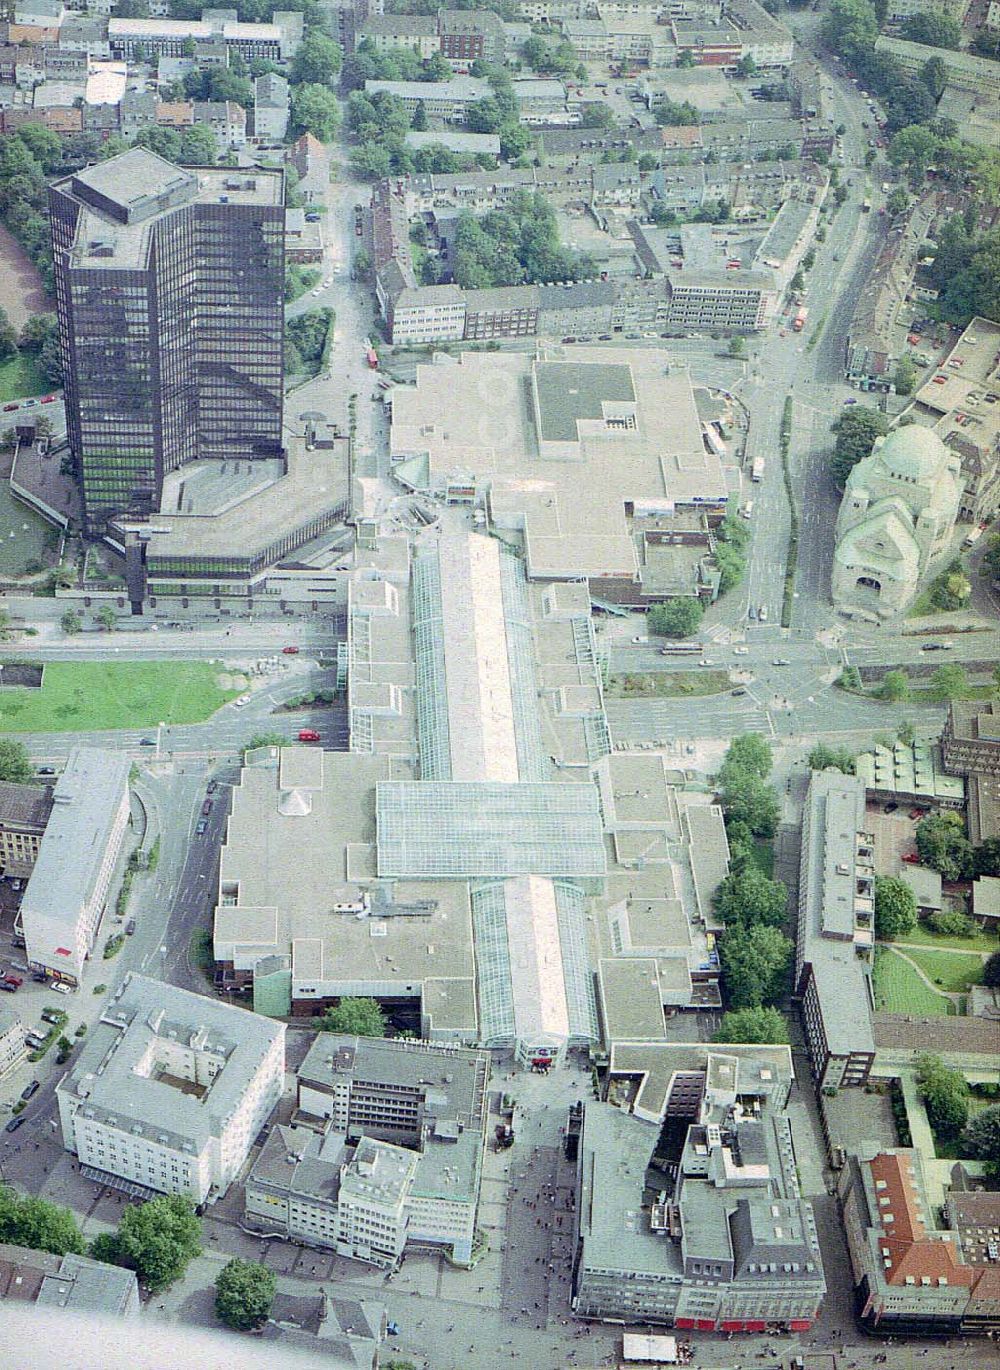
915,1054 -> 1000,1172
713,736 -> 794,1014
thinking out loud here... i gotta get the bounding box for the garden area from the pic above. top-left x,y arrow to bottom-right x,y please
902,946 -> 984,994
872,945 -> 955,1016
0,481 -> 55,576
0,351 -> 47,404
0,660 -> 239,732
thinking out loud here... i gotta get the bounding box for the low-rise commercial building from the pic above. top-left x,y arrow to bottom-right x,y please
0,1242 -> 140,1318
0,779 -> 53,879
573,1044 -> 825,1331
365,76 -> 489,123
108,11 -> 303,63
57,973 -> 285,1205
839,1147 -> 1000,1336
794,770 -> 876,1091
20,747 -> 130,986
245,1034 -> 488,1265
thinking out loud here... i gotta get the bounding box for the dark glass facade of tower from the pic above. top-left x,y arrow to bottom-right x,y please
49,149 -> 285,534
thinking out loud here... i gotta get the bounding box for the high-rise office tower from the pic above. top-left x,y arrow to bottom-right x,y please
49,148 -> 285,534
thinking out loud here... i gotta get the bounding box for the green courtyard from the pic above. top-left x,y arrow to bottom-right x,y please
902,947 -> 985,994
0,353 -> 47,405
872,946 -> 953,1016
0,482 -> 55,575
0,660 -> 239,732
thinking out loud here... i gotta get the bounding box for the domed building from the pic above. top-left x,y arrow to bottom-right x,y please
832,426 -> 962,618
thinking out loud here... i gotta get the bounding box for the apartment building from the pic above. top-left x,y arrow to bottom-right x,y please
253,71 -> 289,142
56,973 -> 285,1205
360,8 -> 505,69
49,148 -> 285,533
875,36 -> 1000,99
0,1243 -> 140,1318
20,747 -> 130,986
942,701 -> 1000,778
0,780 -> 54,879
794,771 -> 876,1091
573,1045 -> 825,1331
0,1010 -> 28,1084
107,11 -> 303,63
364,76 -> 490,122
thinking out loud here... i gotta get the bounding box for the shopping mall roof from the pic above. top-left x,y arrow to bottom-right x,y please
375,780 -> 607,879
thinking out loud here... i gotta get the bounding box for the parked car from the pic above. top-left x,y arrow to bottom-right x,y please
125,919 -> 136,935
41,1008 -> 62,1024
5,1116 -> 24,1133
21,1081 -> 39,1101
196,819 -> 208,836
201,799 -> 213,817
37,766 -> 55,775
139,737 -> 155,746
884,802 -> 899,813
731,688 -> 747,697
901,852 -> 920,864
51,981 -> 71,995
909,807 -> 929,819
32,972 -> 47,984
207,780 -> 218,794
298,729 -> 321,742
282,645 -> 299,654
4,975 -> 23,988
0,981 -> 16,993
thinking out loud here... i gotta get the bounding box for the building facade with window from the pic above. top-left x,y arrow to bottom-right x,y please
49,147 -> 285,533
0,780 -> 54,879
56,973 -> 285,1205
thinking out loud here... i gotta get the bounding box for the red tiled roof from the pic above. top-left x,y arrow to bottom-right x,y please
868,1153 -> 973,1289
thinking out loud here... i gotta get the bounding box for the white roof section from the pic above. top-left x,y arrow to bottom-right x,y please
507,874 -> 570,1043
21,747 -> 130,976
438,533 -> 519,784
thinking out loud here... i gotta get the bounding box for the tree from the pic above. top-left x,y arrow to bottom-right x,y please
60,609 -> 82,635
112,1194 -> 202,1293
880,670 -> 909,703
874,875 -> 917,940
410,99 -> 428,132
713,1005 -> 788,1044
822,0 -> 879,56
215,1258 -> 276,1332
893,354 -> 917,396
728,335 -> 746,358
915,813 -> 974,881
930,663 -> 967,701
973,837 -> 1000,878
807,743 -> 855,774
646,597 -> 703,639
714,865 -> 788,929
720,733 -> 773,781
963,1105 -> 1000,1176
0,738 -> 33,784
353,248 -> 372,281
317,997 -> 386,1037
902,10 -> 961,48
291,30 -> 342,88
720,924 -> 793,1008
929,563 -> 971,611
717,771 -> 780,838
887,124 -> 939,183
984,950 -> 1000,988
97,605 -> 117,631
829,407 -> 889,486
920,54 -> 947,101
735,54 -> 757,78
291,83 -> 342,142
0,1186 -> 85,1256
915,1052 -> 969,1139
243,733 -> 286,757
18,312 -> 57,355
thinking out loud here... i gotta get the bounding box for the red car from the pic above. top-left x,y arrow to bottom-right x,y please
3,975 -> 23,987
282,645 -> 299,654
909,808 -> 928,819
40,394 -> 57,404
901,852 -> 920,864
2,403 -> 18,412
297,729 -> 320,742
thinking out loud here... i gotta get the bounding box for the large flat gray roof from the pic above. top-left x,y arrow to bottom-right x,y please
533,362 -> 635,444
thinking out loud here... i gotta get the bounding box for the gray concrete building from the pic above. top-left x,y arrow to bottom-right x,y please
573,1045 -> 824,1332
794,770 -> 876,1091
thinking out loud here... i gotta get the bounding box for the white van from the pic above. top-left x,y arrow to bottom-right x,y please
740,501 -> 754,519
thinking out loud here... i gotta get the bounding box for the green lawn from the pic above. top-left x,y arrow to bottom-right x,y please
0,353 -> 48,404
892,921 -> 998,953
0,660 -> 239,732
872,946 -> 952,1016
749,838 -> 775,878
903,947 -> 985,993
0,482 -> 55,575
